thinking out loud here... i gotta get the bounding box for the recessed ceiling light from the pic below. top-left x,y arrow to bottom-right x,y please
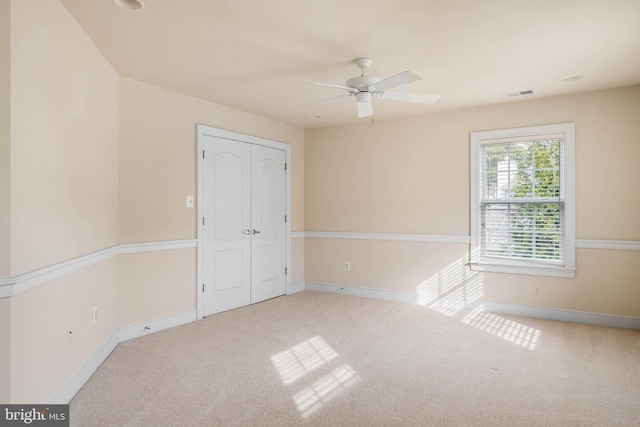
308,115 -> 321,119
113,0 -> 145,10
561,75 -> 584,82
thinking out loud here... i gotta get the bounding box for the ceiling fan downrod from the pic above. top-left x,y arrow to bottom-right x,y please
355,57 -> 373,76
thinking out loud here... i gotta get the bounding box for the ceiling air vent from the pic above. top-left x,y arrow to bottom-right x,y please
505,90 -> 534,98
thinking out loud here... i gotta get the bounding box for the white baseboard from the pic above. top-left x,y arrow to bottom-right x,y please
118,310 -> 197,342
481,302 -> 640,330
48,282 -> 639,404
289,282 -> 306,294
305,282 -> 640,330
49,333 -> 120,404
50,310 -> 197,404
306,282 -> 423,304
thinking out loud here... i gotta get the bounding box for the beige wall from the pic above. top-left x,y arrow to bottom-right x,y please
119,249 -> 196,327
305,239 -> 470,295
3,0 -> 307,403
115,79 -> 307,355
10,0 -> 120,276
306,121 -> 469,234
306,239 -> 640,317
0,1 -> 11,396
484,248 -> 640,316
119,77 -> 305,243
10,259 -> 119,403
5,0 -> 636,407
306,86 -> 640,238
0,0 -> 10,278
1,3 -> 307,405
4,0 -> 121,403
291,237 -> 305,287
0,298 -> 9,403
305,86 -> 640,317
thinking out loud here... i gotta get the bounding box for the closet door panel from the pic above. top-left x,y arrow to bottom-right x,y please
251,145 -> 287,304
201,137 -> 251,316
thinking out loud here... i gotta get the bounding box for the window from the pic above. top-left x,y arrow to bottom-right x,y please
470,123 -> 575,278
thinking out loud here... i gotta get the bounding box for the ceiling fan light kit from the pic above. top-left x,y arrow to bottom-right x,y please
303,57 -> 440,119
355,92 -> 372,103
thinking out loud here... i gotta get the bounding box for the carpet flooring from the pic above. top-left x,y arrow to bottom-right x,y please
70,291 -> 640,426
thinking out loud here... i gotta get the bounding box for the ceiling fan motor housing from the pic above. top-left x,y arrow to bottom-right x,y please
347,76 -> 381,93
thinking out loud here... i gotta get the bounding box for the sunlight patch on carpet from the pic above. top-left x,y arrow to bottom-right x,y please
273,337 -> 362,418
462,306 -> 541,350
271,336 -> 338,385
293,364 -> 361,418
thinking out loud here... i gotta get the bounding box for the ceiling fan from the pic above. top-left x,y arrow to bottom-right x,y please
303,57 -> 440,119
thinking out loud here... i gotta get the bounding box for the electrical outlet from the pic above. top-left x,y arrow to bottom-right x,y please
344,261 -> 351,271
93,306 -> 98,324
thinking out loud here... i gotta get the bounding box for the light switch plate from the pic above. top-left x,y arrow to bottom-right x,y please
186,196 -> 194,208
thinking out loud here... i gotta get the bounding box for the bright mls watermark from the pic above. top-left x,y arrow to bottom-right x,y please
1,405 -> 68,426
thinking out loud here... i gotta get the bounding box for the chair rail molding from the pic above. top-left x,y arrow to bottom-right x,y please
1,235 -> 637,299
302,231 -> 471,244
0,239 -> 198,298
299,231 -> 639,251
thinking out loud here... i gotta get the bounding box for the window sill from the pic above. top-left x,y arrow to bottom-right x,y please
469,262 -> 576,278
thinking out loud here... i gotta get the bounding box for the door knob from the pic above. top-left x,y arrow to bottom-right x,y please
243,229 -> 251,235
252,229 -> 261,234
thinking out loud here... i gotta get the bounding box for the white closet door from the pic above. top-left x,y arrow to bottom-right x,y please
250,144 -> 287,304
201,137 -> 286,316
202,136 -> 251,315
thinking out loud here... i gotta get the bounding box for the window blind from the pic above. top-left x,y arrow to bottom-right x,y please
479,138 -> 564,263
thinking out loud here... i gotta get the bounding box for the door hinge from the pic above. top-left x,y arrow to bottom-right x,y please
203,217 -> 205,226
284,163 -> 287,171
202,150 -> 205,159
285,267 -> 288,275
285,215 -> 287,222
202,283 -> 205,292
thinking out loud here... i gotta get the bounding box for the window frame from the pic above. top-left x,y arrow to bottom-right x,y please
470,123 -> 575,278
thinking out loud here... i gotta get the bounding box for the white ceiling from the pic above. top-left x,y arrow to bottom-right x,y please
60,0 -> 640,129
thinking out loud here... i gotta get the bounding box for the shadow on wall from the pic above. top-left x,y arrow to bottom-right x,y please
416,257 -> 484,316
415,257 -> 541,350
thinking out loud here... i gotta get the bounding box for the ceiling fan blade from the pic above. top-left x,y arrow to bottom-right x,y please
370,71 -> 421,92
381,91 -> 440,104
303,82 -> 358,93
298,94 -> 352,108
357,99 -> 373,118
